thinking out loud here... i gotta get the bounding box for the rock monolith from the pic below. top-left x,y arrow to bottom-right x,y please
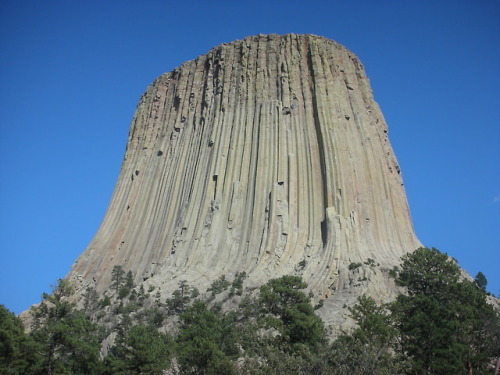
68,34 -> 421,327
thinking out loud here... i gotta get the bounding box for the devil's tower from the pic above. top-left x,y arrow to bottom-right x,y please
68,34 -> 421,324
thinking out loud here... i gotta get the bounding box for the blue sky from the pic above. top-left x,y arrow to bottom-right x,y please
1,0 -> 498,315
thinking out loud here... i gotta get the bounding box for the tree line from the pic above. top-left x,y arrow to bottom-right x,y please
1,247 -> 499,374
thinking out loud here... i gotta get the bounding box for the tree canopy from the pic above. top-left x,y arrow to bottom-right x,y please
2,250 -> 498,375
391,247 -> 499,375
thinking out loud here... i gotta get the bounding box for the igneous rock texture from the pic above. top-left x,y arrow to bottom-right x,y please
68,34 -> 421,325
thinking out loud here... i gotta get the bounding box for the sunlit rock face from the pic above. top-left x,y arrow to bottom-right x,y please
69,34 -> 420,326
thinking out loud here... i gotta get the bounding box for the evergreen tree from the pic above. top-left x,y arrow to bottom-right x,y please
258,275 -> 325,351
474,271 -> 488,293
111,265 -> 125,294
118,271 -> 135,299
395,247 -> 460,297
0,305 -> 41,374
82,287 -> 99,319
349,295 -> 396,347
206,275 -> 231,297
105,325 -> 173,375
176,301 -> 238,374
166,280 -> 197,315
391,247 -> 500,375
326,296 -> 403,375
136,308 -> 164,328
229,271 -> 247,297
30,279 -> 103,375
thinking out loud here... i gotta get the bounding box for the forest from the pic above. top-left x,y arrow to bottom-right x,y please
1,247 -> 499,374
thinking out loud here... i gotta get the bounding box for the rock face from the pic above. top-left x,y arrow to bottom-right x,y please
68,34 -> 421,326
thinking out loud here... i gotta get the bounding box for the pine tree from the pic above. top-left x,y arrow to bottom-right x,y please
111,265 -> 125,294
258,275 -> 325,351
474,271 -> 488,292
105,325 -> 173,374
391,247 -> 500,374
30,279 -> 103,374
0,305 -> 41,374
326,296 -> 404,375
176,301 -> 239,374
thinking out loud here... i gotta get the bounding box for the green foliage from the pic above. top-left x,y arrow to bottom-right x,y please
106,325 -> 173,374
259,275 -> 325,350
118,287 -> 130,300
82,287 -> 99,318
124,270 -> 134,289
207,275 -> 231,297
325,296 -> 403,375
396,247 -> 460,296
474,271 -> 488,292
136,308 -> 165,327
348,262 -> 362,270
239,345 -> 330,375
237,295 -> 260,322
165,280 -> 198,315
99,295 -> 111,309
349,295 -> 396,347
167,290 -> 188,315
33,279 -> 75,327
0,305 -> 40,374
30,279 -> 104,375
122,301 -> 140,314
137,284 -> 148,302
176,301 -> 238,374
314,299 -> 324,310
327,334 -> 407,375
111,265 -> 125,295
117,271 -> 135,299
229,271 -> 247,297
364,258 -> 376,266
110,267 -> 135,299
391,247 -> 500,375
7,252 -> 498,375
114,312 -> 133,349
388,266 -> 399,278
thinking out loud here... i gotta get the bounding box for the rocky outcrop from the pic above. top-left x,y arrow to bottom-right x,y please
68,34 -> 421,328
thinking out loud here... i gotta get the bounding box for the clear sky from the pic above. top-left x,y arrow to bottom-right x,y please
1,0 -> 498,315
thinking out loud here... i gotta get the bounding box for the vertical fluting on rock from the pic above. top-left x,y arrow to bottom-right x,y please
69,34 -> 420,314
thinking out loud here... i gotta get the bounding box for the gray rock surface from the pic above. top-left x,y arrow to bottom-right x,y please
68,34 -> 421,329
